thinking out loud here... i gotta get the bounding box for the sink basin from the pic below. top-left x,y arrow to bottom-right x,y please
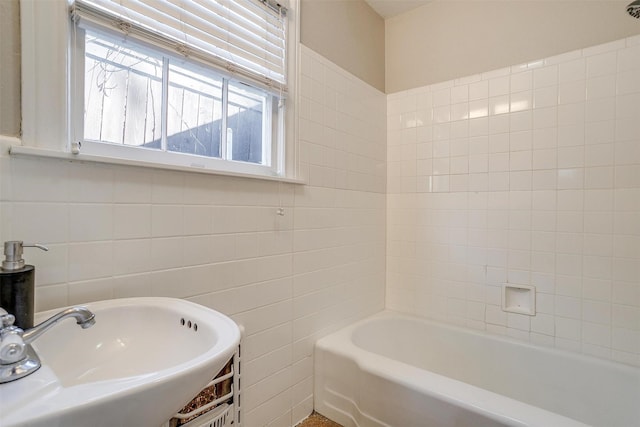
0,297 -> 240,427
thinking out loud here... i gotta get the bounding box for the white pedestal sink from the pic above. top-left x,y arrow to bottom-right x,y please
0,297 -> 240,427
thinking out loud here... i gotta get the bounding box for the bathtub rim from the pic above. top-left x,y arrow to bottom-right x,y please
315,310 -> 639,427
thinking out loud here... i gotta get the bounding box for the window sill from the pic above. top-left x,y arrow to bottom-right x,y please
9,145 -> 306,185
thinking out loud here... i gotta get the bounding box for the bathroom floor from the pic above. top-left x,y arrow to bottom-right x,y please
296,412 -> 342,427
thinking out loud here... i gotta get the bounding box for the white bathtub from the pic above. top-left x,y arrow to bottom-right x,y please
314,311 -> 640,427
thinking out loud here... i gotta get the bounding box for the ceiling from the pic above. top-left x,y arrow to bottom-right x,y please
365,0 -> 432,19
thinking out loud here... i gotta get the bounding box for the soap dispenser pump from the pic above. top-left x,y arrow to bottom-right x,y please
0,241 -> 48,329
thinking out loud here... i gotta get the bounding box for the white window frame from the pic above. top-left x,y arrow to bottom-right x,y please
17,0 -> 301,183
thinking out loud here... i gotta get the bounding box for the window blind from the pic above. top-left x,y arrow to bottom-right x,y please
71,0 -> 288,90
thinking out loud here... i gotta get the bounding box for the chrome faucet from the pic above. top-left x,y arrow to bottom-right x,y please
0,305 -> 96,383
22,306 -> 95,344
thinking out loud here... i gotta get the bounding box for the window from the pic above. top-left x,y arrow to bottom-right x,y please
80,28 -> 277,169
17,0 -> 297,180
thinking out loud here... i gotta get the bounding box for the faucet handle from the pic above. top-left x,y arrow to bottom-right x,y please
0,309 -> 16,329
0,325 -> 26,364
0,307 -> 26,365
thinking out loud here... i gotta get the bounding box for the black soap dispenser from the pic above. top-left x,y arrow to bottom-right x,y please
0,241 -> 48,329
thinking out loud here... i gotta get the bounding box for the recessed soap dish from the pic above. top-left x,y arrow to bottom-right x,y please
502,284 -> 536,316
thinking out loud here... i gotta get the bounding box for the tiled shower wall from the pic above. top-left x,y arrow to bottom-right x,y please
387,36 -> 640,366
0,45 -> 386,426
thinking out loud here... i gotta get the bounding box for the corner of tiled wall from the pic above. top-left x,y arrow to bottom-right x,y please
386,34 -> 640,366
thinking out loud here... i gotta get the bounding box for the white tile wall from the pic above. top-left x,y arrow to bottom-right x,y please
0,45 -> 386,426
4,30 -> 638,426
387,35 -> 640,366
